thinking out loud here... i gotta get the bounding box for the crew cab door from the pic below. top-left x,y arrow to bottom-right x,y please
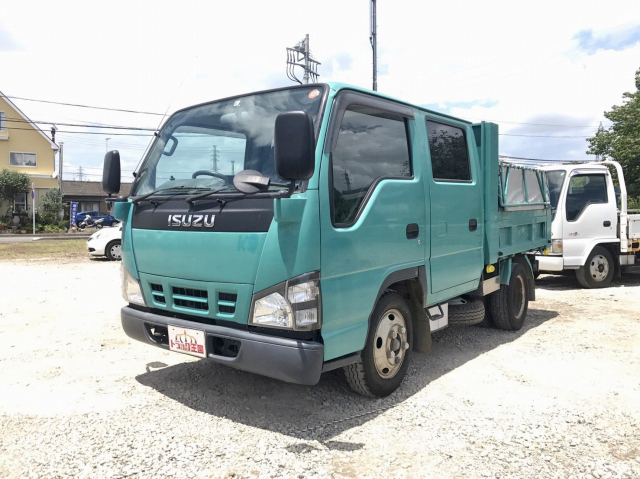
425,119 -> 483,295
318,92 -> 426,361
561,170 -> 617,266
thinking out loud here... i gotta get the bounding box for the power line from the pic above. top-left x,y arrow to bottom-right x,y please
499,154 -> 593,163
499,133 -> 591,138
463,117 -> 601,128
1,94 -> 164,116
7,126 -> 153,136
5,117 -> 156,131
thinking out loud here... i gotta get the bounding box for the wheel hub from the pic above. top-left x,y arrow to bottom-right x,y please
373,309 -> 409,379
589,254 -> 609,282
111,243 -> 122,260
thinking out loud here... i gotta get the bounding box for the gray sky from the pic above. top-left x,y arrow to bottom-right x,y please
1,0 -> 639,181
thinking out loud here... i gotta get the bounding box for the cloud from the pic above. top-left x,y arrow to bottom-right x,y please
422,99 -> 499,115
496,114 -> 599,161
319,52 -> 353,78
0,24 -> 21,51
1,0 -> 639,175
574,25 -> 640,55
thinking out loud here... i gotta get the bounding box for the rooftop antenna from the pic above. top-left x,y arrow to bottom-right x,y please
370,0 -> 377,91
286,34 -> 321,84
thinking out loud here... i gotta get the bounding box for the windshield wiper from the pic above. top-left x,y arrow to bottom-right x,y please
186,186 -> 238,205
132,186 -> 205,204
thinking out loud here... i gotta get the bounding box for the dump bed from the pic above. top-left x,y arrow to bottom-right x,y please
472,122 -> 552,265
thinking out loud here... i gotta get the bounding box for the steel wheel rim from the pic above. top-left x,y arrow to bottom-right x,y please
589,254 -> 609,282
110,243 -> 122,260
373,308 -> 408,379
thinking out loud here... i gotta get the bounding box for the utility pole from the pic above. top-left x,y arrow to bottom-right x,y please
370,0 -> 378,91
286,35 -> 321,84
106,137 -> 111,153
344,170 -> 352,191
231,160 -> 235,176
303,34 -> 310,84
58,142 -> 64,191
595,122 -> 605,161
78,166 -> 85,182
211,146 -> 219,173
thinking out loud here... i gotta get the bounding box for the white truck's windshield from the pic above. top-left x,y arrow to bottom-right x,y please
547,170 -> 566,211
132,86 -> 325,196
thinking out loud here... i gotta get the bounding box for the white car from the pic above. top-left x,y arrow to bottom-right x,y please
86,224 -> 122,260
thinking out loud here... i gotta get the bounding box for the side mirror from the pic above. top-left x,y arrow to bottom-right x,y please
274,111 -> 315,181
103,150 -> 121,195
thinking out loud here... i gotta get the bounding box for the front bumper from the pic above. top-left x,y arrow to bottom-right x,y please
121,306 -> 324,385
535,254 -> 564,272
86,240 -> 105,256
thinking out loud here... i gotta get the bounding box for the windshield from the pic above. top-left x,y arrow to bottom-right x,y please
547,170 -> 566,211
132,86 -> 325,196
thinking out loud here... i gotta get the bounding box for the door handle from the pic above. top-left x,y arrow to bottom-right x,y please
469,219 -> 478,232
603,221 -> 611,227
406,223 -> 419,239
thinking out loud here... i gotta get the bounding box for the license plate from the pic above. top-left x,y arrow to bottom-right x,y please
168,326 -> 206,358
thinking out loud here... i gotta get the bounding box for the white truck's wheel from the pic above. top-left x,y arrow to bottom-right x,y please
576,246 -> 614,288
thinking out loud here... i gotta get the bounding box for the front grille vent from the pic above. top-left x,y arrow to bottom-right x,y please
171,286 -> 209,312
217,292 -> 237,315
149,283 -> 166,304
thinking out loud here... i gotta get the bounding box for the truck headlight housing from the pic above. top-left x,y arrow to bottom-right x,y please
121,264 -> 146,306
551,239 -> 563,254
249,271 -> 321,331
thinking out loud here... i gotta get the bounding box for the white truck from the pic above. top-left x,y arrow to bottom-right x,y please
535,160 -> 640,288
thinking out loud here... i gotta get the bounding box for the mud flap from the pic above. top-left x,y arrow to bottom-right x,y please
407,282 -> 431,354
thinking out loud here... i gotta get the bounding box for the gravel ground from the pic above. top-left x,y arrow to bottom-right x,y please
1,257 -> 639,478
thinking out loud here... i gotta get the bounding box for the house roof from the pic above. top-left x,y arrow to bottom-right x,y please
62,180 -> 132,197
0,91 -> 59,150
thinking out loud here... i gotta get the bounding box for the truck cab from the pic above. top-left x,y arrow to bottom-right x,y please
536,161 -> 640,287
104,83 -> 551,396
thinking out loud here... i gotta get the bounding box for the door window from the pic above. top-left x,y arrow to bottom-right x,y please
565,174 -> 608,221
426,121 -> 471,182
331,106 -> 411,225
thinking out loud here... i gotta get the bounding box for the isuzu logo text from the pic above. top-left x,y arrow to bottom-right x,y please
168,214 -> 215,228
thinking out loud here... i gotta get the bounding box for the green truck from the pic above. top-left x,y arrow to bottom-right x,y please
103,83 -> 551,397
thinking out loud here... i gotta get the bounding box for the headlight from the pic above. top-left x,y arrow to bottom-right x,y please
121,264 -> 146,306
551,239 -> 563,254
253,291 -> 293,328
250,271 -> 321,331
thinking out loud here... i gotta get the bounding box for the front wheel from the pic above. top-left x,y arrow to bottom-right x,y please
576,246 -> 614,288
489,263 -> 529,331
344,291 -> 413,397
105,240 -> 122,261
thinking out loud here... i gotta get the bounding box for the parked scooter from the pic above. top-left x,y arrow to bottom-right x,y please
77,215 -> 104,230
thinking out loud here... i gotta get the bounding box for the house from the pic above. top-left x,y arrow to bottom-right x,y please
0,91 -> 59,218
61,180 -> 132,214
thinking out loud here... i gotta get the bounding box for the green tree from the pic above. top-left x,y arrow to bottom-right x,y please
41,188 -> 63,224
587,67 -> 640,198
0,169 -> 30,216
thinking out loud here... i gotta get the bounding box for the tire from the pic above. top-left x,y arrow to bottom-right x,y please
105,240 -> 122,261
489,263 -> 529,331
448,299 -> 485,326
575,246 -> 614,289
344,291 -> 413,397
